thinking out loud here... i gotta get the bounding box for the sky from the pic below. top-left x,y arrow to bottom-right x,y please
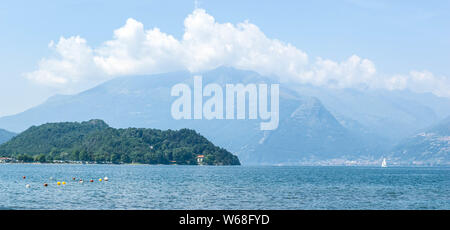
0,0 -> 449,117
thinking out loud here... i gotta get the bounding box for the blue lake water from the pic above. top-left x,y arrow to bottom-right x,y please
0,164 -> 449,210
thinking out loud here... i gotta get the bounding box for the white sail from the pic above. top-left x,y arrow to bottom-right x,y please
381,158 -> 387,168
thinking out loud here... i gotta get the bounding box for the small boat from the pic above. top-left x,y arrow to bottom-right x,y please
381,158 -> 387,168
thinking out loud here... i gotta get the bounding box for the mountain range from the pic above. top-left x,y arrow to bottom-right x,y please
0,129 -> 16,144
0,67 -> 448,165
389,116 -> 450,166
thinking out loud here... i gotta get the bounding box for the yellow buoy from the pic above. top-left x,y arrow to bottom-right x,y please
62,181 -> 66,185
57,181 -> 61,185
99,178 -> 102,182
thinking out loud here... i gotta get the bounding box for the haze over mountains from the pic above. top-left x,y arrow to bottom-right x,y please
291,85 -> 450,142
0,67 -> 448,165
0,129 -> 16,145
389,116 -> 450,165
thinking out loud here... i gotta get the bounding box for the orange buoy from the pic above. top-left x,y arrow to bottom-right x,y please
44,183 -> 48,187
22,176 -> 26,179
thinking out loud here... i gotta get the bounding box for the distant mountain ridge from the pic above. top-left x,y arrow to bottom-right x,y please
389,116 -> 450,165
0,67 -> 449,165
0,119 -> 240,165
0,129 -> 16,144
291,85 -> 450,141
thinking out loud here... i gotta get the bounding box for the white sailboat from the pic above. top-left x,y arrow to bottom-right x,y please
381,158 -> 387,168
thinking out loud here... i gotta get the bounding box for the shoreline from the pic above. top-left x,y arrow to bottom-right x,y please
0,162 -> 240,166
1,162 -> 449,168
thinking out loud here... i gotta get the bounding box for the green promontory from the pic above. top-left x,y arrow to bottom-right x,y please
0,119 -> 240,165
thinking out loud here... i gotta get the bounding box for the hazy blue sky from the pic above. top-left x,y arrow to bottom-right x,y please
1,0 -> 449,117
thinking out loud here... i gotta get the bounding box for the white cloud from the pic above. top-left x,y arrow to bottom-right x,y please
181,9 -> 309,79
384,71 -> 450,97
299,55 -> 377,88
24,8 -> 450,97
94,18 -> 184,76
24,36 -> 102,93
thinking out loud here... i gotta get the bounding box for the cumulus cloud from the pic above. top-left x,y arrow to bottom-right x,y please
299,55 -> 377,88
181,10 -> 309,79
94,18 -> 184,76
24,8 -> 450,97
25,36 -> 99,90
384,71 -> 450,97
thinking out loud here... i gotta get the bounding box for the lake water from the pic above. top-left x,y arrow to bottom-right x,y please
0,164 -> 449,210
